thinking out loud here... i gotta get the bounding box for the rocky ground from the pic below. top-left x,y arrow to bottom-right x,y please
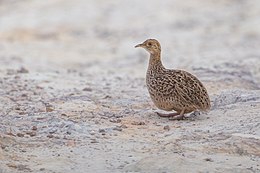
0,0 -> 260,172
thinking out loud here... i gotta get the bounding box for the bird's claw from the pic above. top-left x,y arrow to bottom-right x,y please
169,115 -> 185,121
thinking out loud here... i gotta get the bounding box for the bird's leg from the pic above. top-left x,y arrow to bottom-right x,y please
169,109 -> 185,121
156,112 -> 180,118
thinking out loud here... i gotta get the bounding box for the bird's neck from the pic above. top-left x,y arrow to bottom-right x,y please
148,52 -> 165,73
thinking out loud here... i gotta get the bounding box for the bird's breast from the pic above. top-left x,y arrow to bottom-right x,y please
146,73 -> 179,111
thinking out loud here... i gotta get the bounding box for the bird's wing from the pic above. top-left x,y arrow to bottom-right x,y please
175,83 -> 202,109
167,70 -> 210,110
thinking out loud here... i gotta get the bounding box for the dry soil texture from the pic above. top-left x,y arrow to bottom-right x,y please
0,0 -> 260,173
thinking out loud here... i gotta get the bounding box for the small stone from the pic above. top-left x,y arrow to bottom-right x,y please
89,131 -> 95,135
49,129 -> 57,134
110,119 -> 122,123
204,158 -> 213,162
115,114 -> 123,118
99,129 -> 105,133
90,139 -> 98,143
82,87 -> 92,92
15,107 -> 21,110
163,125 -> 170,131
194,129 -> 202,132
46,104 -> 55,112
17,164 -> 31,171
131,121 -> 145,125
21,94 -> 27,97
47,134 -> 54,138
26,131 -> 36,137
14,75 -> 20,79
113,127 -> 123,131
17,133 -> 24,137
17,67 -> 29,73
103,95 -> 111,99
32,126 -> 37,131
120,124 -> 128,128
19,111 -> 26,115
7,163 -> 17,169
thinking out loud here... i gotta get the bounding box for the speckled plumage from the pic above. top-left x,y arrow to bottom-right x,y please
135,39 -> 210,120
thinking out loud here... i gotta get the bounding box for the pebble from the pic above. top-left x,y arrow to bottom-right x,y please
163,125 -> 170,131
46,104 -> 55,112
7,163 -> 17,169
49,129 -> 57,134
194,129 -> 202,132
17,67 -> 29,73
21,94 -> 27,97
26,131 -> 36,137
17,164 -> 31,171
113,127 -> 123,131
115,114 -> 123,118
17,133 -> 24,137
82,87 -> 92,92
204,158 -> 214,162
47,134 -> 54,138
109,119 -> 122,123
90,139 -> 98,143
120,124 -> 128,128
89,131 -> 95,135
131,121 -> 145,125
32,126 -> 37,131
61,113 -> 67,117
98,129 -> 105,133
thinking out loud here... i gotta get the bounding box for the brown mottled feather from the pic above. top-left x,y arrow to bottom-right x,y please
136,39 -> 211,116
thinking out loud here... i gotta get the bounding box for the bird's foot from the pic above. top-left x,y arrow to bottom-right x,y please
169,114 -> 185,121
189,111 -> 200,117
156,112 -> 179,118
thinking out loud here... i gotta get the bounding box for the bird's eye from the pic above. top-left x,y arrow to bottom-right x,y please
148,43 -> 152,46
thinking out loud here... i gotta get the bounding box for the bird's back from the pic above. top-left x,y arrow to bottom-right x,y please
146,68 -> 211,113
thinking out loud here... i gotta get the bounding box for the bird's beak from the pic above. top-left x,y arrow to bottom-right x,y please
135,43 -> 144,48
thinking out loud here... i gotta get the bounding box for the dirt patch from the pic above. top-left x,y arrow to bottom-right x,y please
0,0 -> 260,172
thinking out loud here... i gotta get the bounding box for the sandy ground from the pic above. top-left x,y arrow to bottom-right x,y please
0,0 -> 260,172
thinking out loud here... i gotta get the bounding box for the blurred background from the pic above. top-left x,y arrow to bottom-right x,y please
0,0 -> 259,85
1,1 -> 260,172
0,0 -> 260,93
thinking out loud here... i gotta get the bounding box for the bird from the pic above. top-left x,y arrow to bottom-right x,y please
135,39 -> 211,120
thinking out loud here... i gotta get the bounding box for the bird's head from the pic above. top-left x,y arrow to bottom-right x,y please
135,39 -> 161,55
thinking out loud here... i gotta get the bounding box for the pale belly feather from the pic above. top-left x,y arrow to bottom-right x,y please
149,93 -> 176,111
